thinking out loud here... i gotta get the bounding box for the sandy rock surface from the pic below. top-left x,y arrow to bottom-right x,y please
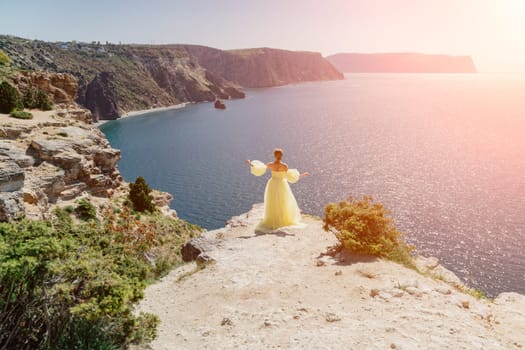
137,204 -> 525,349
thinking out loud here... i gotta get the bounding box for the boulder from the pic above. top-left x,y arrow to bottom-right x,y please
0,142 -> 34,168
181,237 -> 220,262
30,139 -> 72,161
0,191 -> 25,222
92,147 -> 121,172
24,162 -> 66,201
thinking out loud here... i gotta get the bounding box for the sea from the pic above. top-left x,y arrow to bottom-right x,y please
100,73 -> 525,297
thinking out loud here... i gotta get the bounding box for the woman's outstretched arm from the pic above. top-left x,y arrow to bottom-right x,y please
300,172 -> 310,178
245,159 -> 252,167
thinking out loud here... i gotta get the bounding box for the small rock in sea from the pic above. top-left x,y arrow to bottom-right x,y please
316,260 -> 326,267
370,289 -> 380,298
461,301 -> 470,309
325,312 -> 341,322
390,343 -> 397,349
335,270 -> 343,276
263,319 -> 272,327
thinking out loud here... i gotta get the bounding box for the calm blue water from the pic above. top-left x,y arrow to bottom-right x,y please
101,74 -> 525,296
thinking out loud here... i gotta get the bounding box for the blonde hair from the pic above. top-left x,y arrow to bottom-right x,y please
273,148 -> 283,160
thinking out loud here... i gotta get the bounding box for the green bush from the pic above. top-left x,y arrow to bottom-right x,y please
0,49 -> 9,65
0,206 -> 199,350
35,89 -> 53,110
23,88 -> 54,111
129,177 -> 156,213
74,198 -> 97,221
0,80 -> 22,113
10,110 -> 33,119
323,196 -> 415,267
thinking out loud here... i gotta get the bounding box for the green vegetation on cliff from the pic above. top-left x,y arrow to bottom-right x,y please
129,176 -> 156,213
0,202 -> 200,350
0,49 -> 9,65
23,87 -> 54,110
9,110 -> 33,119
0,80 -> 22,113
323,196 -> 415,267
0,79 -> 54,114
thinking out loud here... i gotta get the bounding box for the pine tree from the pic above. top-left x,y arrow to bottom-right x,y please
129,176 -> 156,212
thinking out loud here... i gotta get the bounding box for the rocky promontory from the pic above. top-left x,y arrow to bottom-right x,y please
327,53 -> 477,73
137,204 -> 524,349
182,45 -> 344,87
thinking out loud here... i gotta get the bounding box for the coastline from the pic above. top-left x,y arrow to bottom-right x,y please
95,102 -> 190,127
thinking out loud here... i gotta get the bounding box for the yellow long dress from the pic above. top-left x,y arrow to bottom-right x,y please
250,160 -> 303,231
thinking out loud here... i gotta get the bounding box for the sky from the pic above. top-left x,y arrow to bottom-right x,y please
1,0 -> 525,72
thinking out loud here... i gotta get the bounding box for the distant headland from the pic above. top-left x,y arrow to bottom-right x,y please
327,53 -> 477,73
0,35 -> 342,121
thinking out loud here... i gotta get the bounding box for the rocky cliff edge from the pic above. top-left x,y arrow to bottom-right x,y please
137,204 -> 525,350
0,72 -> 175,221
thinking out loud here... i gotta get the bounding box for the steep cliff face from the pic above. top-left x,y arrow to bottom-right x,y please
83,71 -> 121,120
183,45 -> 344,87
327,53 -> 477,73
1,36 -> 343,120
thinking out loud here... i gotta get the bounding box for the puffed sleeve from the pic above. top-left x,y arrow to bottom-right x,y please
285,169 -> 300,183
250,160 -> 267,176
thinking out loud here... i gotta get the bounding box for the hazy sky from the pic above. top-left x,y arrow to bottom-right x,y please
1,0 -> 525,72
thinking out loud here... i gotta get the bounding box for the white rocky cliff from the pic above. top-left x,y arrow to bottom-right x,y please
0,72 -> 175,221
137,204 -> 525,350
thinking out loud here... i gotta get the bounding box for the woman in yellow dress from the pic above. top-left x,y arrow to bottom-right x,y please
246,148 -> 310,232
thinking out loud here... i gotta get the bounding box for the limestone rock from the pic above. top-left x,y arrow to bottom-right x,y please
0,160 -> 24,192
152,190 -> 173,208
181,237 -> 220,262
0,124 -> 33,139
0,141 -> 34,168
414,255 -> 465,288
1,102 -> 123,220
0,191 -> 25,222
